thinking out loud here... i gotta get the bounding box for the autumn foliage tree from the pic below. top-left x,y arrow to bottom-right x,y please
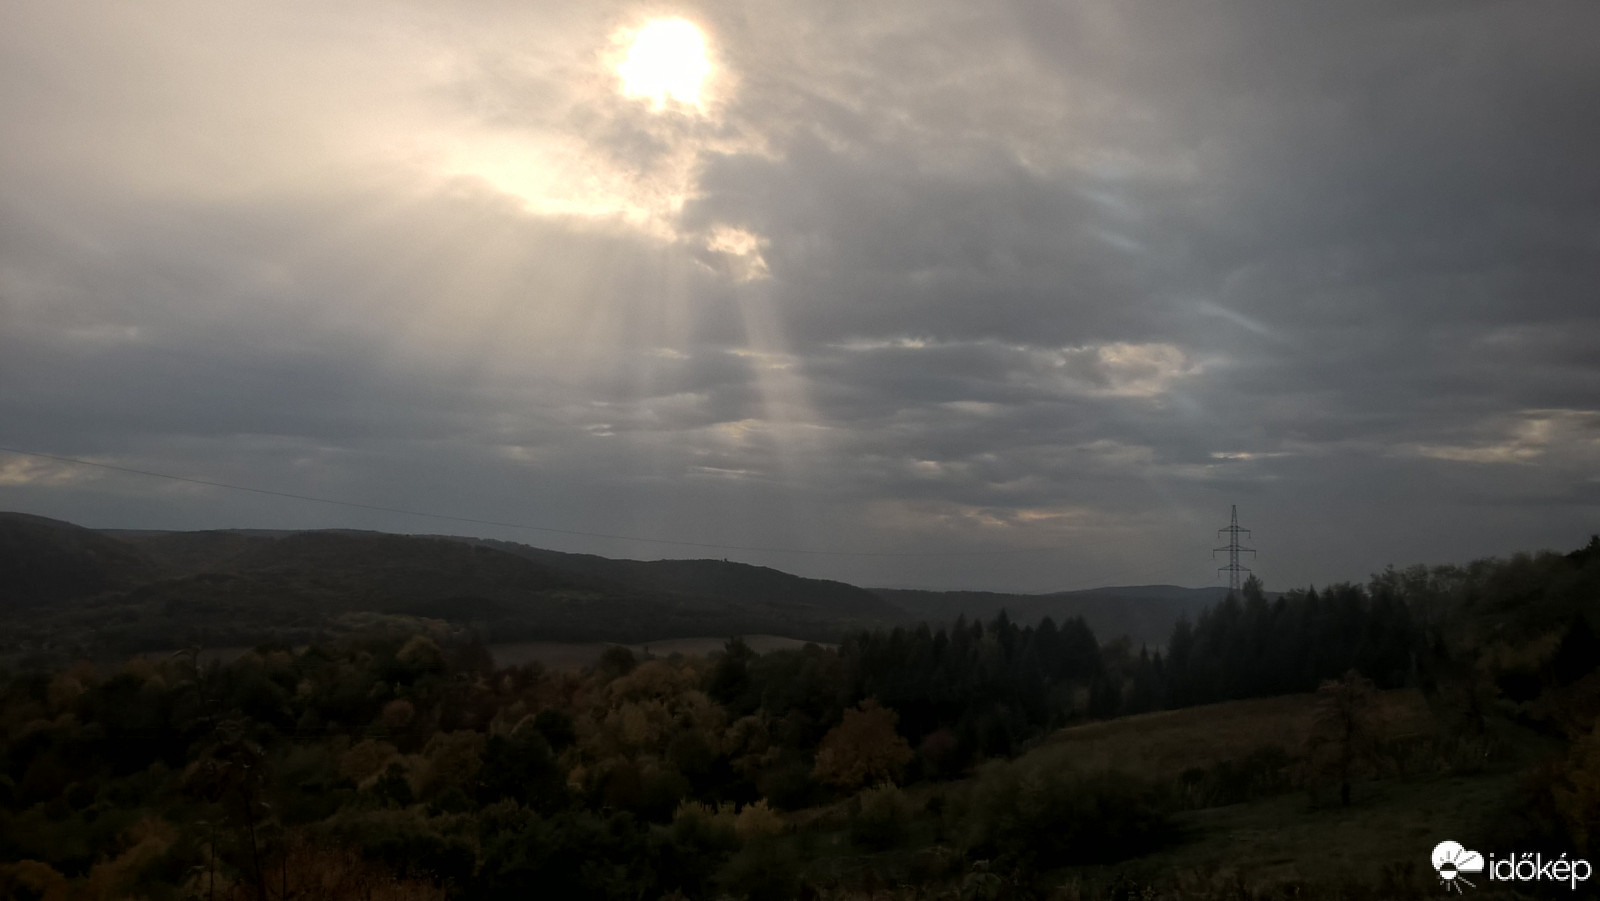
811,699 -> 913,790
1305,669 -> 1382,806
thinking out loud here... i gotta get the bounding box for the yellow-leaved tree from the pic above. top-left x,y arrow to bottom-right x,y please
812,699 -> 913,790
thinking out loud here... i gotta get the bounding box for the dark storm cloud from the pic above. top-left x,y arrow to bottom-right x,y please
686,0 -> 1600,586
691,135 -> 1170,346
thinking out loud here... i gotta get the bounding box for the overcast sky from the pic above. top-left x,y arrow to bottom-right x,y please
3,1 -> 1597,592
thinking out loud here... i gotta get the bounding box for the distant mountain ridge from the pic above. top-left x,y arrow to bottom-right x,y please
442,537 -> 895,620
1,511 -> 1232,665
0,514 -> 905,664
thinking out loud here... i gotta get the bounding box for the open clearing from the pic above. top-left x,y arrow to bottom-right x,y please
1008,690 -> 1547,894
1139,772 -> 1523,889
1023,688 -> 1435,778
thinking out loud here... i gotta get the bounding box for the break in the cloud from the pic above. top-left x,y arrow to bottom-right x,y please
2,0 -> 1597,592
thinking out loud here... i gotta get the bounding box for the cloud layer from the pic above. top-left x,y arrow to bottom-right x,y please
3,0 -> 1597,591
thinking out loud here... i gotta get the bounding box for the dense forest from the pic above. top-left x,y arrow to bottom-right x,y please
2,539 -> 1599,899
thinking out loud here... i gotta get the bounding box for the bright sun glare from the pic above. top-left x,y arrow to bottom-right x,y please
617,19 -> 711,111
438,17 -> 732,235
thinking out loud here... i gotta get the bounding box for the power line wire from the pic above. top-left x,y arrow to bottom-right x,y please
0,445 -> 1059,559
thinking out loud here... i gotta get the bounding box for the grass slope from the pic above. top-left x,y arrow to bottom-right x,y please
1025,690 -> 1433,776
0,512 -> 163,607
947,690 -> 1546,897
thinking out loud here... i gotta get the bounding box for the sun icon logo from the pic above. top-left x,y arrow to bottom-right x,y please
1432,841 -> 1484,893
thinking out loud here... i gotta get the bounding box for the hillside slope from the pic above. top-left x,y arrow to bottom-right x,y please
448,537 -> 903,620
0,512 -> 163,607
0,516 -> 904,665
1,512 -> 1246,666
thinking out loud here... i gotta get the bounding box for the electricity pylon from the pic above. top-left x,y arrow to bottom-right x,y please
1213,504 -> 1256,593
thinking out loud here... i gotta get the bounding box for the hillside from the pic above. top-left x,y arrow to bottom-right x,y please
444,537 -> 902,620
0,515 -> 905,666
0,512 -> 164,608
0,512 -> 1250,667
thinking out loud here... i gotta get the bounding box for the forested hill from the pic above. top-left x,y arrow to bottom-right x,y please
0,512 -> 162,607
449,539 -> 1218,647
0,514 -> 903,665
4,511 -> 1263,667
439,537 -> 899,620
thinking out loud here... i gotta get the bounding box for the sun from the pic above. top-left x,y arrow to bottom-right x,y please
616,18 -> 712,112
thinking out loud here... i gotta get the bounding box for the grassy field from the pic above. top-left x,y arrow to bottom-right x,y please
1141,773 -> 1522,888
1021,689 -> 1435,779
790,689 -> 1556,898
